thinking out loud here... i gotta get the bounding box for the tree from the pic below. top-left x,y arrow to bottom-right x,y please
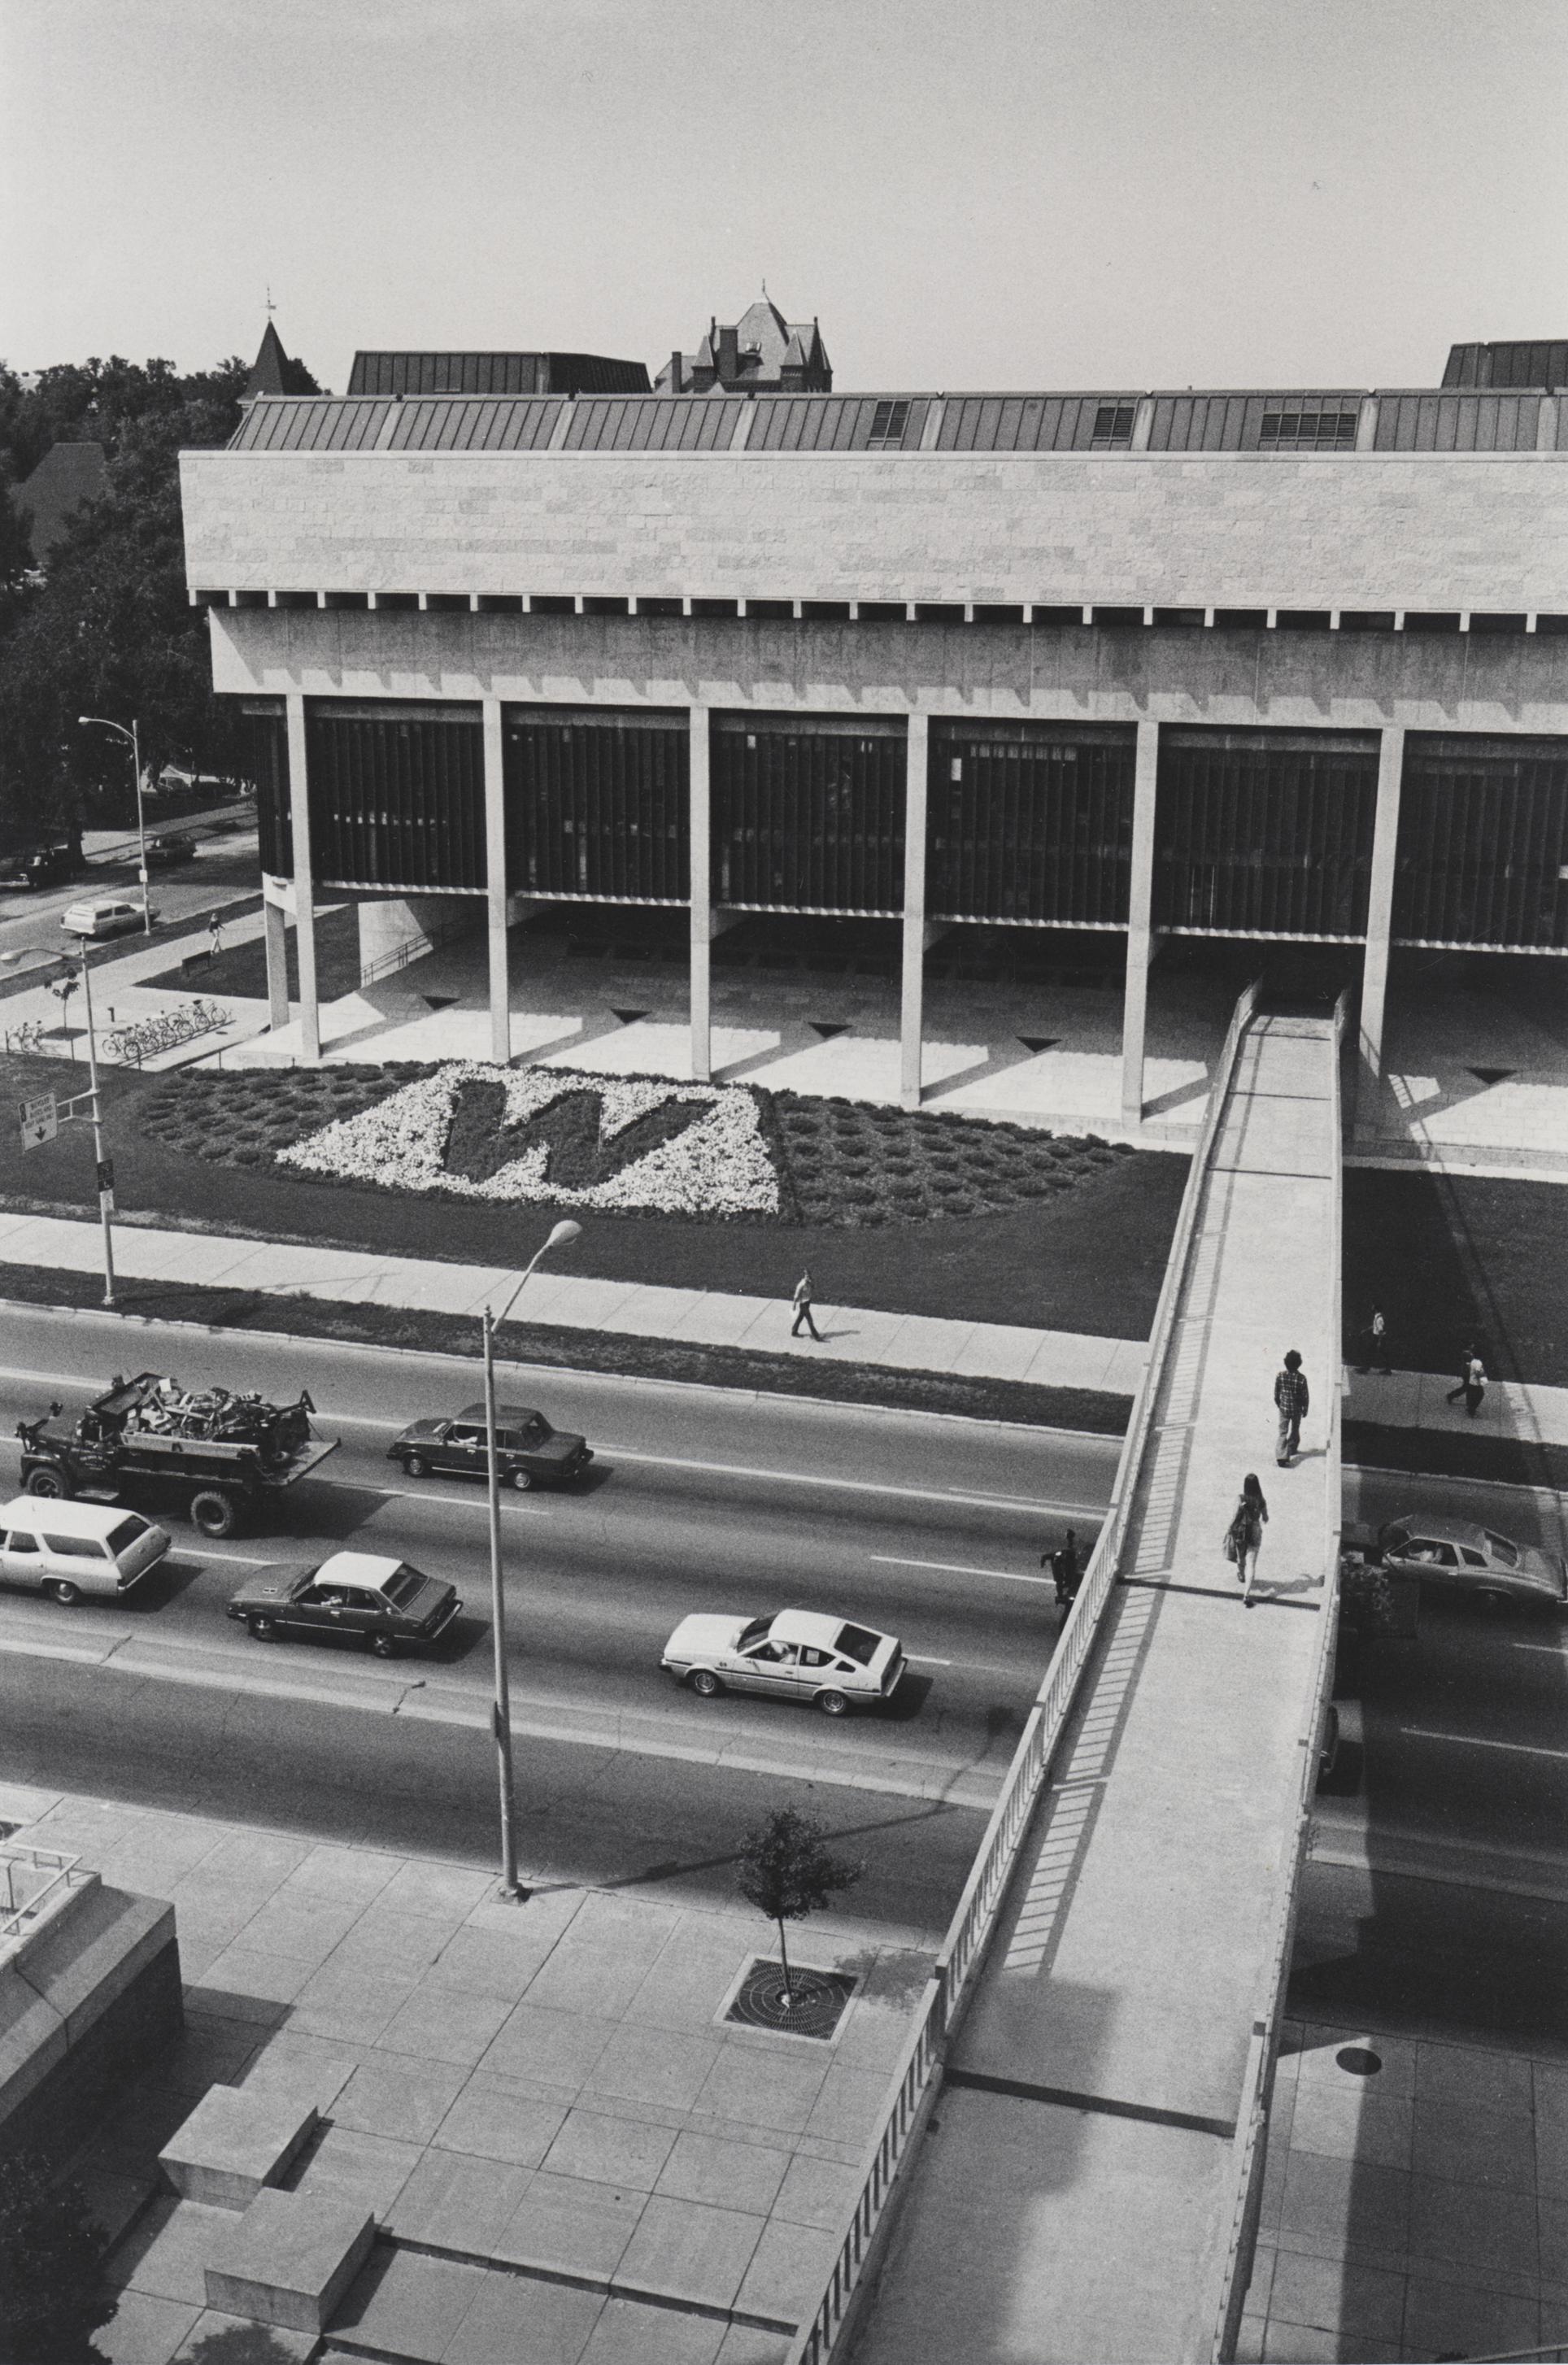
0,2154 -> 113,2364
0,344 -> 320,854
736,1807 -> 862,2008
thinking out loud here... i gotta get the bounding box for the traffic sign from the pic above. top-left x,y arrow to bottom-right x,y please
96,1157 -> 115,1195
19,1095 -> 57,1151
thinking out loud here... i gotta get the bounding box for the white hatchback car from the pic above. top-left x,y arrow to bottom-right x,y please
62,898 -> 156,939
0,1496 -> 170,1605
660,1608 -> 905,1717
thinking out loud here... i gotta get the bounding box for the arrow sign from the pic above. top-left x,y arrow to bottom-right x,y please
19,1095 -> 57,1151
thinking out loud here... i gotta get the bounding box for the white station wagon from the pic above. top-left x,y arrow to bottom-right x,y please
660,1608 -> 905,1717
62,898 -> 158,939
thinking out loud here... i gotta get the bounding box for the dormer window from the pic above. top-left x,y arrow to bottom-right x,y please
868,399 -> 911,449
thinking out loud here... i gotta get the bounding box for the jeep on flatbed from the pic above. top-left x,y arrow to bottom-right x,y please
16,1371 -> 340,1538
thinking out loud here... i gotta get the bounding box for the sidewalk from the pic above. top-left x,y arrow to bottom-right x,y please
1,1777 -> 938,2365
0,1205 -> 1152,1400
8,1203 -> 1568,1452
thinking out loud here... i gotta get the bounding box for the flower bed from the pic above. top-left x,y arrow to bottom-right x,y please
140,1061 -> 1130,1226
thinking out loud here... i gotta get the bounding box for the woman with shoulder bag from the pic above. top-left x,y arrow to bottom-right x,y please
1224,1474 -> 1269,1608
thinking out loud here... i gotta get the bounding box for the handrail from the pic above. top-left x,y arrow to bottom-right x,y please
787,978 -> 1263,2365
359,909 -> 474,991
0,1841 -> 84,1943
1209,989 -> 1349,2363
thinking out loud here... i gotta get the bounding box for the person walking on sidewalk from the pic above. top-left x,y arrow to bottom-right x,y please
1274,1350 -> 1309,1466
1357,1304 -> 1393,1377
1043,1527 -> 1082,1615
791,1270 -> 823,1342
1224,1474 -> 1269,1607
1445,1344 -> 1487,1418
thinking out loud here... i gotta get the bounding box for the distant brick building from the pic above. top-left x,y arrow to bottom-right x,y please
656,296 -> 830,394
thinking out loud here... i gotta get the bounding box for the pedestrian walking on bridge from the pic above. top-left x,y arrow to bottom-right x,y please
1225,1474 -> 1269,1607
1043,1527 -> 1082,1614
1274,1351 -> 1309,1466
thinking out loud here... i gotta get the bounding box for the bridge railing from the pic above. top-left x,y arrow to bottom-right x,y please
1209,987 -> 1349,2363
786,978 -> 1263,2365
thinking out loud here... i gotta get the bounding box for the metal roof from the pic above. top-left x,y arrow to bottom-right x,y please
1444,340 -> 1568,391
224,384 -> 1564,459
346,351 -> 649,398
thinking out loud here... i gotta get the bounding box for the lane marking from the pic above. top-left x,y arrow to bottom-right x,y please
1400,1726 -> 1568,1762
1509,1640 -> 1568,1656
870,1553 -> 1056,1589
904,1653 -> 952,1667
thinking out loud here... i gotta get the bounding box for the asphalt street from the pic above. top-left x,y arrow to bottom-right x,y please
1296,1466 -> 1568,2048
0,825 -> 260,967
0,1307 -> 1114,1936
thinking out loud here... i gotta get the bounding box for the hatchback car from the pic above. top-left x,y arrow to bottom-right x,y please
0,1496 -> 169,1605
660,1608 -> 905,1716
1344,1513 -> 1566,1613
62,898 -> 156,939
227,1549 -> 461,1656
389,1404 -> 592,1492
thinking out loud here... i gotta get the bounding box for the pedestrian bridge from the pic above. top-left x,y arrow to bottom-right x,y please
794,987 -> 1345,2365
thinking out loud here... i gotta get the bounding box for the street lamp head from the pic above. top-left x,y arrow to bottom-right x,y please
544,1220 -> 582,1252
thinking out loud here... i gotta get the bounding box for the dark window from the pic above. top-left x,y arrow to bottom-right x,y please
712,718 -> 905,912
1091,403 -> 1136,448
503,709 -> 690,904
1393,735 -> 1568,949
4,1533 -> 38,1553
1155,730 -> 1379,938
106,1518 -> 148,1553
1257,407 -> 1358,449
929,725 -> 1135,927
42,1534 -> 108,1559
381,1567 -> 425,1606
306,704 -> 486,893
835,1623 -> 882,1666
867,399 -> 911,449
245,707 -> 292,878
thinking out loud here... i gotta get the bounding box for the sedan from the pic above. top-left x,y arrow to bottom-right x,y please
1344,1513 -> 1566,1614
227,1549 -> 462,1657
144,833 -> 198,869
62,898 -> 157,939
390,1403 -> 593,1492
661,1608 -> 905,1717
0,847 -> 76,890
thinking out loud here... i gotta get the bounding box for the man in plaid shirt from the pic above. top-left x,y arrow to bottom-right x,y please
1274,1351 -> 1309,1466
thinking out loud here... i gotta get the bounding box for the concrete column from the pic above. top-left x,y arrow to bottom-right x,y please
285,693 -> 319,1063
900,714 -> 931,1110
1357,725 -> 1405,1123
483,697 -> 510,1064
263,893 -> 289,1031
689,703 -> 712,1082
1120,718 -> 1161,1129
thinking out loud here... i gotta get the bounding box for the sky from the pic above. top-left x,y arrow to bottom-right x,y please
3,0 -> 1566,395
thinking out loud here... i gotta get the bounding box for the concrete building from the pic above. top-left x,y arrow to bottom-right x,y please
655,295 -> 831,394
179,354 -> 1568,1129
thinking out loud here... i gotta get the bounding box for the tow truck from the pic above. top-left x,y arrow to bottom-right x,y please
15,1372 -> 340,1538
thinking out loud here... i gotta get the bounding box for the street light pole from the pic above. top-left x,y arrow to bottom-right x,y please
75,940 -> 115,1308
484,1218 -> 581,1900
77,716 -> 150,934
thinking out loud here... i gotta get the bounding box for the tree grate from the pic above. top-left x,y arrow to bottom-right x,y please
725,1958 -> 856,2041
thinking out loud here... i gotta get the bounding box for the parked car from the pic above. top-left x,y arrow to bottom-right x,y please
0,845 -> 76,891
389,1404 -> 593,1492
0,1496 -> 169,1605
226,1549 -> 462,1656
660,1608 -> 906,1716
1344,1513 -> 1566,1614
143,833 -> 198,869
62,897 -> 156,939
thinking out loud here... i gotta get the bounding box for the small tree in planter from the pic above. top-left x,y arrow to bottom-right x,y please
0,2154 -> 113,2364
736,1807 -> 862,2010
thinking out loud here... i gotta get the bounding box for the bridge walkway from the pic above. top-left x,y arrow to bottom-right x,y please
851,1012 -> 1342,2365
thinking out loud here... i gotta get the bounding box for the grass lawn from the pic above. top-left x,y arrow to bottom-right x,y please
139,902 -> 363,1003
0,1049 -> 1187,1339
1344,1168 -> 1568,1387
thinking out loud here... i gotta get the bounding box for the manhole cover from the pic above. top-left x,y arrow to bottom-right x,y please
1335,2045 -> 1383,2077
725,1959 -> 856,2041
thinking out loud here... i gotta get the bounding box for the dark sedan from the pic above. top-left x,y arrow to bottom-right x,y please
389,1403 -> 593,1492
144,832 -> 198,869
227,1550 -> 462,1657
